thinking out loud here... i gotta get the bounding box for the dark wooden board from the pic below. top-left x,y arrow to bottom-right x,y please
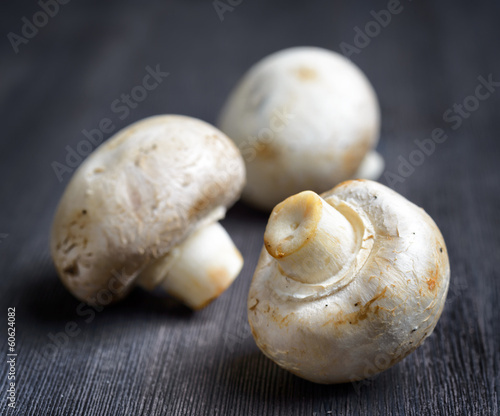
0,0 -> 499,414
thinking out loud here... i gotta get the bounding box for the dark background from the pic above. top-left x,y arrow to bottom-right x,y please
1,0 -> 499,415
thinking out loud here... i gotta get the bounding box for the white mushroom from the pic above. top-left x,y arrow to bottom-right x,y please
51,115 -> 246,309
219,46 -> 383,211
248,180 -> 450,384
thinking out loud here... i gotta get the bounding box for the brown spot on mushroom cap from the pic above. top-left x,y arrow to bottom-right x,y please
255,143 -> 279,160
255,302 -> 296,330
294,66 -> 317,81
249,298 -> 260,311
426,269 -> 439,292
355,287 -> 387,321
323,287 -> 388,327
63,261 -> 79,277
270,311 -> 294,329
189,196 -> 212,219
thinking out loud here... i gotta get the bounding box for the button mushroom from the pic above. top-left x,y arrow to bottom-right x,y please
51,115 -> 246,309
248,180 -> 450,383
219,46 -> 383,211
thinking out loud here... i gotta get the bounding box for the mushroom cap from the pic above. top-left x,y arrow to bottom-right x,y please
219,47 -> 380,211
247,180 -> 450,384
51,115 -> 245,304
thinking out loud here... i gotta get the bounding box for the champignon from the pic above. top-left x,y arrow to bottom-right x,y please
219,46 -> 383,211
248,180 -> 450,383
51,115 -> 246,309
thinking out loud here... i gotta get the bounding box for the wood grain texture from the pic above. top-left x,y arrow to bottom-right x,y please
0,0 -> 499,415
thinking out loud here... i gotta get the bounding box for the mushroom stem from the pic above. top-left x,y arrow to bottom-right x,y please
264,191 -> 356,284
353,150 -> 385,181
138,222 -> 243,309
